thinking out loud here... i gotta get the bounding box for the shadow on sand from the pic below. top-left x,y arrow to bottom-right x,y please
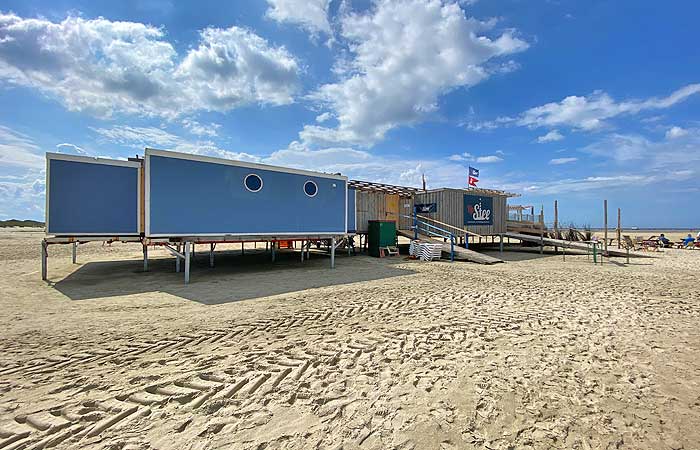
52,249 -> 416,305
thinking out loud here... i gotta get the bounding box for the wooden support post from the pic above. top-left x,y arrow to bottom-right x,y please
41,240 -> 48,281
300,240 -> 304,262
330,237 -> 336,269
271,242 -> 276,262
541,204 -> 546,252
554,200 -> 559,252
184,242 -> 191,284
209,243 -> 214,268
241,242 -> 245,256
604,200 -> 608,257
142,244 -> 148,272
499,234 -> 504,253
72,242 -> 77,264
192,243 -> 195,259
617,208 -> 621,249
176,243 -> 181,273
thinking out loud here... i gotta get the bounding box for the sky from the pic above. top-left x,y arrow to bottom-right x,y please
0,0 -> 698,228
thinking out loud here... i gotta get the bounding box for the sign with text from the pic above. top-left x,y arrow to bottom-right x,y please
414,203 -> 437,214
464,195 -> 493,226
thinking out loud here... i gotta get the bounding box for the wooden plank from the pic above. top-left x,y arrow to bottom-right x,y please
385,194 -> 399,223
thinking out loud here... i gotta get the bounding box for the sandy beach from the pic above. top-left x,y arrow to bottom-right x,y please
1,228 -> 700,449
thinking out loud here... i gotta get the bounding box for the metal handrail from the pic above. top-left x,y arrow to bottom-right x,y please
401,213 -> 455,261
416,214 -> 483,238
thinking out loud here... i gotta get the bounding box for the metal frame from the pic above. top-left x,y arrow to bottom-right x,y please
45,152 -> 142,236
144,148 -> 349,238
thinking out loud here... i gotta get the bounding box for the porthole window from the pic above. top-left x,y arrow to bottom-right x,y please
303,180 -> 318,197
244,174 -> 263,192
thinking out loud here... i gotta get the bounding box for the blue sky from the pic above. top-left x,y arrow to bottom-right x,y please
0,0 -> 698,228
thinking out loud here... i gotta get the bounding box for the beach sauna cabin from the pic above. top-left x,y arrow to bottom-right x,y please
45,153 -> 142,236
42,149 -> 350,283
413,188 -> 518,245
144,149 -> 348,238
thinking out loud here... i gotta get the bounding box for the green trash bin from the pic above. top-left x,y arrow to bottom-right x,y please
368,220 -> 397,257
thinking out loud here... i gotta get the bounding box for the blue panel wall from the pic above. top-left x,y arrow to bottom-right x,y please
48,159 -> 139,234
148,155 -> 347,235
347,188 -> 356,232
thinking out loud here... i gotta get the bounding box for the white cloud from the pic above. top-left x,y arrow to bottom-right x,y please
582,130 -> 700,167
448,152 -> 473,162
475,155 -> 503,163
315,112 -> 332,123
181,119 -> 221,137
55,143 -> 87,155
265,0 -> 332,35
0,176 -> 45,219
267,141 -> 469,188
176,26 -> 300,111
0,13 -> 300,118
447,152 -> 502,163
300,0 -> 528,147
0,125 -> 43,169
549,157 -> 577,165
505,170 -> 695,196
666,126 -> 688,139
517,84 -> 700,131
537,130 -> 564,143
92,125 -> 261,162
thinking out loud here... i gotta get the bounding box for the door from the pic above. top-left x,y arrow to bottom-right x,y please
385,194 -> 399,224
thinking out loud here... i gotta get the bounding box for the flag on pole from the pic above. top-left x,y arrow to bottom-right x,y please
468,166 -> 479,187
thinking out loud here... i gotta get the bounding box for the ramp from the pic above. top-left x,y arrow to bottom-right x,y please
504,232 -> 654,258
398,230 -> 503,264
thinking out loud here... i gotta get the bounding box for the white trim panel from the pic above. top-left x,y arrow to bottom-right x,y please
46,152 -> 141,168
145,148 -> 348,181
145,152 -> 151,237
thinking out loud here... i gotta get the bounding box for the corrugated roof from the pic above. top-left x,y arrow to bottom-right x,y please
349,179 -> 520,198
421,187 -> 520,198
348,179 -> 418,197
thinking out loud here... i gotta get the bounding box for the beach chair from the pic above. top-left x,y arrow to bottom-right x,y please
622,235 -> 636,250
379,246 -> 399,257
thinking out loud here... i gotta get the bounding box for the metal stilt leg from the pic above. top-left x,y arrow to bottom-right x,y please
143,244 -> 148,271
331,237 -> 336,269
41,240 -> 48,281
184,242 -> 191,284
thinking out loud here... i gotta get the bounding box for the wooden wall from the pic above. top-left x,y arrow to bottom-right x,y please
414,189 -> 507,236
355,191 -> 413,232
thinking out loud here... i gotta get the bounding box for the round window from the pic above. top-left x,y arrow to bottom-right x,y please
244,174 -> 263,192
303,180 -> 318,197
